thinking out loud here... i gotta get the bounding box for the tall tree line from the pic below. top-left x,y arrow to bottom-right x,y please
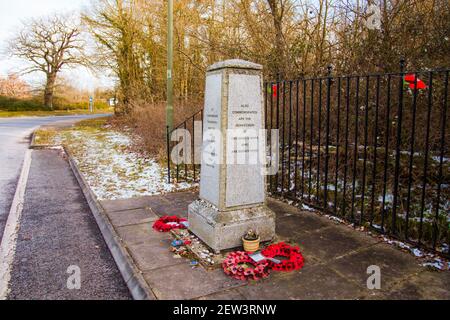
83,0 -> 450,113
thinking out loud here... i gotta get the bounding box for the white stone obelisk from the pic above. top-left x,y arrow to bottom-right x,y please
188,59 -> 276,252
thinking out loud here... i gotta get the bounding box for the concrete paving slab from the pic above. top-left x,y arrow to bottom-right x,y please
101,195 -> 191,218
143,263 -> 245,300
107,208 -> 158,227
331,243 -> 422,291
162,191 -> 197,203
376,270 -> 450,300
116,222 -> 171,245
294,224 -> 380,263
151,203 -> 190,218
100,195 -> 165,212
127,241 -> 184,271
275,214 -> 331,240
237,265 -> 365,300
146,191 -> 196,218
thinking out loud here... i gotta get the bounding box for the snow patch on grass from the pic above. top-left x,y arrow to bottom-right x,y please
301,203 -> 314,211
57,128 -> 191,200
324,214 -> 346,224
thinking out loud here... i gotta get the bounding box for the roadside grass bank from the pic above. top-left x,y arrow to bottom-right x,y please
33,128 -> 58,145
35,117 -> 192,200
0,95 -> 111,112
108,100 -> 202,155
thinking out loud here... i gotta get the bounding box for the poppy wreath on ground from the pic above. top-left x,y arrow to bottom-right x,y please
152,216 -> 187,232
404,74 -> 427,90
261,242 -> 304,272
222,251 -> 270,281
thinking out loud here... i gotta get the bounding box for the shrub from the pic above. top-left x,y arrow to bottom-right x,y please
0,95 -> 112,111
0,95 -> 44,111
111,98 -> 201,157
53,96 -> 111,110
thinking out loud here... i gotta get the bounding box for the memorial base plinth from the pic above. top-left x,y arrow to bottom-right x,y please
188,200 -> 276,253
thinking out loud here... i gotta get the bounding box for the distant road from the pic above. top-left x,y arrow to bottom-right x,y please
0,114 -> 110,240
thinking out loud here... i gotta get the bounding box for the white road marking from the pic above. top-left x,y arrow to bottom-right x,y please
0,149 -> 32,299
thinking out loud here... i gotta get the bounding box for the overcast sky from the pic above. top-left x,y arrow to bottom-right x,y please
0,0 -> 113,91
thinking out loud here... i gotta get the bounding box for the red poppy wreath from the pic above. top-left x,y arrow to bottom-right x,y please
261,242 -> 304,272
152,216 -> 187,232
404,74 -> 427,90
222,251 -> 270,281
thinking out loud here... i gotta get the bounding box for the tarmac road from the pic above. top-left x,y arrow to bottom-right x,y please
7,149 -> 131,299
0,115 -> 108,240
0,114 -> 131,299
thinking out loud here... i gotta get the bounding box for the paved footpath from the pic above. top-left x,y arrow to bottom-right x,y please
7,150 -> 130,299
0,115 -> 108,240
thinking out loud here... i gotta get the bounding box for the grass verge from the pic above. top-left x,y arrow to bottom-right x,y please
35,117 -> 192,200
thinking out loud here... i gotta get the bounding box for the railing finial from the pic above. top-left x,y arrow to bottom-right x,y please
400,58 -> 406,72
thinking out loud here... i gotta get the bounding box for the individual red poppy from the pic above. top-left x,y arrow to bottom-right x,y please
404,73 -> 427,90
283,262 -> 295,272
272,84 -> 278,97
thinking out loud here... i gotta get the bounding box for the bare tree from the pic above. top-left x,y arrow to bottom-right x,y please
9,15 -> 86,109
267,0 -> 288,78
83,0 -> 147,113
0,74 -> 30,98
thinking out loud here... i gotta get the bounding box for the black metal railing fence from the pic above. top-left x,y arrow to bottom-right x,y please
166,63 -> 449,256
166,108 -> 203,185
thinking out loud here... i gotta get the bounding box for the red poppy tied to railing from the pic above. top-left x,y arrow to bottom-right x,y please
404,73 -> 427,90
268,83 -> 278,97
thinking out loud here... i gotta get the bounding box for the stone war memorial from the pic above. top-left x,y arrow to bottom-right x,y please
188,59 -> 276,252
